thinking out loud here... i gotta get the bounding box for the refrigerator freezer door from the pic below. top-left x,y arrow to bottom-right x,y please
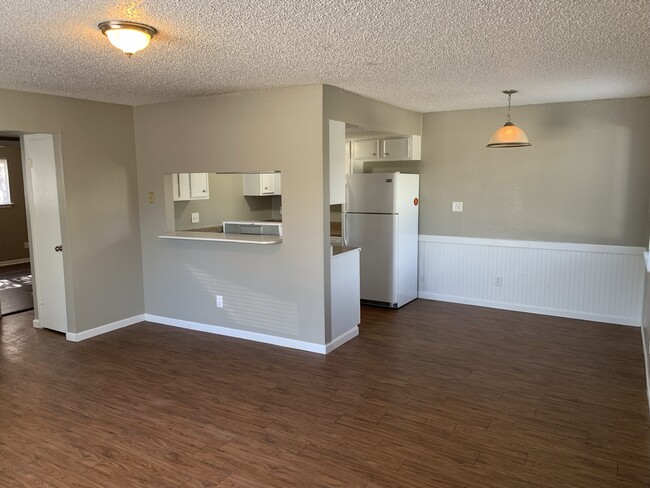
344,213 -> 398,306
345,173 -> 397,214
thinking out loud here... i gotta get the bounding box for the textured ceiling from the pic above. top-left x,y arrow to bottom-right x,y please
0,1 -> 649,112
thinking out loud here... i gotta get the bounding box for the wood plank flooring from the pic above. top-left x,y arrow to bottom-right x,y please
0,300 -> 648,487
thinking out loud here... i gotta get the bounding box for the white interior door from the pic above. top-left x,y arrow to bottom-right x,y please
23,134 -> 68,333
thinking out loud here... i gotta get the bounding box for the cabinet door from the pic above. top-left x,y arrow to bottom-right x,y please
352,139 -> 380,160
173,173 -> 191,201
381,138 -> 411,159
190,173 -> 209,199
261,173 -> 275,194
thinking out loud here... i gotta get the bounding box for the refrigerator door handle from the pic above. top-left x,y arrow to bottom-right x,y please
342,212 -> 348,247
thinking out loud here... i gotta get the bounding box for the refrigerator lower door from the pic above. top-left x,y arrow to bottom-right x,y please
344,213 -> 398,306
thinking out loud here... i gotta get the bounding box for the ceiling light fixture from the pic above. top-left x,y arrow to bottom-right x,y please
486,90 -> 531,148
98,20 -> 157,57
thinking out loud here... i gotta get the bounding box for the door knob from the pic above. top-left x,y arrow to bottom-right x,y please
54,245 -> 63,252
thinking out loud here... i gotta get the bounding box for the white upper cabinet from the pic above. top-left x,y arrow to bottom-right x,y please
382,138 -> 410,159
329,120 -> 347,205
352,139 -> 380,160
172,173 -> 210,201
352,135 -> 421,162
189,173 -> 209,199
243,173 -> 281,196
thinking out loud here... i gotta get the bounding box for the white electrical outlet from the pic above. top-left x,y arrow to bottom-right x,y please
452,201 -> 463,212
191,212 -> 200,223
494,276 -> 503,286
216,295 -> 223,308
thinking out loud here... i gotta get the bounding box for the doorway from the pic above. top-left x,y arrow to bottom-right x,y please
0,132 -> 69,334
0,135 -> 33,316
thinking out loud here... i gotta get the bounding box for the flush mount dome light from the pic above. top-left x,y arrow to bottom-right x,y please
486,90 -> 531,148
98,20 -> 157,57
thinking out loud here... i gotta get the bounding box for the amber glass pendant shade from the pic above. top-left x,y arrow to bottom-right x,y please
486,90 -> 531,148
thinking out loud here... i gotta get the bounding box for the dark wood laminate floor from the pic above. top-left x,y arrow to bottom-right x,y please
0,300 -> 648,487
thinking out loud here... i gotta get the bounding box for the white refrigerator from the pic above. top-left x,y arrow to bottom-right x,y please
343,172 -> 420,308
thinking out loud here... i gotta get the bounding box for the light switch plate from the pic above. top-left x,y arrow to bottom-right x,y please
191,212 -> 200,223
452,201 -> 463,212
148,192 -> 155,204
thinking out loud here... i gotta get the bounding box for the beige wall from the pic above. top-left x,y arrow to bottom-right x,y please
0,88 -> 144,333
0,144 -> 29,262
134,85 -> 326,344
323,85 -> 422,136
173,173 -> 274,231
419,97 -> 650,246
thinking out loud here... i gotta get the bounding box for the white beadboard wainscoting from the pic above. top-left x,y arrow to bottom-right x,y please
418,236 -> 646,326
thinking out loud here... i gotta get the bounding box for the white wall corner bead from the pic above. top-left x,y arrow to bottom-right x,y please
418,235 -> 645,326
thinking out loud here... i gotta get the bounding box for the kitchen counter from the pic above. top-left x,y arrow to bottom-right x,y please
330,246 -> 360,349
159,231 -> 282,244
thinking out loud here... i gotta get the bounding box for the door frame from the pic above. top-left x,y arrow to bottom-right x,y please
20,132 -> 74,334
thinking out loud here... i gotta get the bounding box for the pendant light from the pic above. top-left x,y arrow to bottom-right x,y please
486,90 -> 531,148
98,20 -> 157,57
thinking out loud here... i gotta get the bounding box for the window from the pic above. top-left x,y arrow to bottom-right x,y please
0,159 -> 12,205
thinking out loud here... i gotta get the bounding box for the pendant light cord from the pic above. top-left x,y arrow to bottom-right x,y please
506,92 -> 512,123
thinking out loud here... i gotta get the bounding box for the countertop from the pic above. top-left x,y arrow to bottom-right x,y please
159,231 -> 282,244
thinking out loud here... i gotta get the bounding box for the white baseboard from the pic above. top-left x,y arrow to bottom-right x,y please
33,318 -> 41,328
326,326 -> 359,353
0,258 -> 30,267
66,314 -> 145,342
419,292 -> 641,327
144,314 -> 358,354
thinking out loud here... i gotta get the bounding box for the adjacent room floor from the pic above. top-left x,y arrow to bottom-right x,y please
0,300 -> 648,487
0,262 -> 33,316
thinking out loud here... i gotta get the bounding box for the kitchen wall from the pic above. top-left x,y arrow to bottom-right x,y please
322,85 -> 422,341
0,144 -> 29,263
0,88 -> 144,334
174,173 -> 274,231
417,97 -> 650,325
419,97 -> 650,246
134,85 -> 326,345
